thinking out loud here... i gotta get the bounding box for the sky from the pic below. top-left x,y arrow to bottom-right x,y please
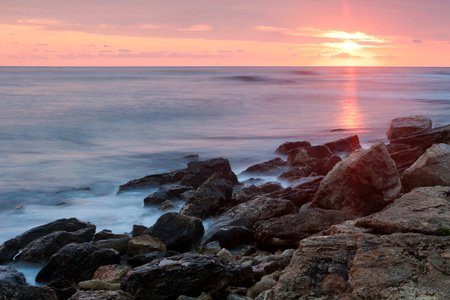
1,0 -> 450,66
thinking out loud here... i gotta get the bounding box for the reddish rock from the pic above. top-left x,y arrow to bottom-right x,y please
386,115 -> 432,141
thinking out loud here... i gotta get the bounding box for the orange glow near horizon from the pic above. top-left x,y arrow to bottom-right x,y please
337,67 -> 364,130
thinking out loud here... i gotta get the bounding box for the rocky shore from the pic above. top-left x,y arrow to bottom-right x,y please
1,115 -> 449,300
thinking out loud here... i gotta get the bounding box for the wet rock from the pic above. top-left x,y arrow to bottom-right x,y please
158,200 -> 177,210
92,264 -> 132,283
180,158 -> 239,189
93,229 -> 129,241
255,208 -> 354,252
275,141 -> 311,155
0,266 -> 26,286
355,186 -> 450,234
242,158 -> 288,175
36,243 -> 120,286
387,115 -> 432,141
324,135 -> 361,155
70,290 -> 134,300
93,237 -> 130,255
402,143 -> 450,191
127,235 -> 166,257
121,253 -> 254,300
15,227 -> 96,263
117,171 -> 182,194
311,142 -> 401,217
144,185 -> 193,206
180,172 -> 234,220
127,251 -> 180,268
144,212 -> 204,253
0,238 -> 21,265
268,176 -> 323,207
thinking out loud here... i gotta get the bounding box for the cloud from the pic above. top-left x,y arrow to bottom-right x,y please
118,49 -> 130,52
140,24 -> 160,29
81,44 -> 96,47
373,54 -> 400,59
104,45 -> 112,48
58,54 -> 95,59
178,24 -> 213,32
412,39 -> 423,43
35,43 -> 48,46
330,52 -> 363,59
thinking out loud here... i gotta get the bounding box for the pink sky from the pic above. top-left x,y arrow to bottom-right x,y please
1,0 -> 450,66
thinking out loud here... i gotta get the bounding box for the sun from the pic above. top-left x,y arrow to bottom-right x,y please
323,40 -> 363,51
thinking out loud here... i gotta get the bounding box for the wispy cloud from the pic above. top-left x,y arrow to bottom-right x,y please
178,24 -> 213,32
330,52 -> 363,59
412,39 -> 423,43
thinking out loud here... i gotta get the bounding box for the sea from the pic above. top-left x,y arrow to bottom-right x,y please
0,66 -> 449,283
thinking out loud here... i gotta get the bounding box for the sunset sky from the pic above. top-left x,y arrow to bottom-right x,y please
1,0 -> 450,66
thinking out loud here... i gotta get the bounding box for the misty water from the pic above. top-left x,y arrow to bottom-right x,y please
1,66 -> 449,284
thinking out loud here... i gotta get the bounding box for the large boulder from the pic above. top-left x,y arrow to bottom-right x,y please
15,227 -> 96,263
0,238 -> 21,265
36,243 -> 120,286
0,266 -> 26,286
355,186 -> 450,235
401,143 -> 450,191
144,212 -> 204,252
180,172 -> 234,219
386,115 -> 432,141
180,158 -> 238,188
121,253 -> 254,299
324,135 -> 361,155
311,142 -> 401,217
254,208 -> 354,252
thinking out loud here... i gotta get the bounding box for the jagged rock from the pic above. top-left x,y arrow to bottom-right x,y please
93,237 -> 130,255
180,172 -> 234,219
355,186 -> 450,234
36,243 -> 120,286
202,226 -> 255,250
93,229 -> 129,241
401,143 -> 450,191
127,251 -> 180,268
311,142 -> 401,217
287,145 -> 332,167
92,265 -> 132,283
180,158 -> 239,188
241,158 -> 288,175
255,208 -> 354,251
144,212 -> 204,253
127,235 -> 166,257
78,279 -> 120,291
15,227 -> 96,263
268,176 -> 323,207
70,290 -> 134,300
0,238 -> 21,265
324,135 -> 361,155
117,170 -> 182,194
121,253 -> 254,299
387,115 -> 432,141
275,141 -> 311,155
144,185 -> 193,206
0,266 -> 26,286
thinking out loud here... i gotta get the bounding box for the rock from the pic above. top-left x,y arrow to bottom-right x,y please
121,252 -> 254,299
249,249 -> 295,274
388,146 -> 425,174
217,248 -> 234,262
0,238 -> 21,265
255,208 -> 354,251
127,251 -> 180,268
202,226 -> 255,250
132,225 -> 147,237
93,229 -> 129,241
70,290 -> 134,300
232,185 -> 263,204
0,266 -> 26,286
387,115 -> 432,141
36,243 -> 120,286
402,143 -> 450,191
324,155 -> 342,173
246,274 -> 277,299
287,144 -> 332,167
158,200 -> 177,210
389,123 -> 450,150
93,237 -> 130,255
278,167 -> 306,182
92,265 -> 132,283
254,290 -> 270,300
144,185 -> 193,206
275,141 -> 311,155
198,241 -> 222,255
117,170 -> 182,194
324,135 -> 361,155
127,235 -> 166,257
228,294 -> 253,300
241,158 -> 288,175
268,176 -> 323,207
311,142 -> 401,217
78,279 -> 120,291
15,227 -> 96,263
180,172 -> 234,220
14,218 -> 94,248
258,182 -> 283,194
355,186 -> 450,235
180,158 -> 239,189
144,212 -> 204,253
0,285 -> 58,300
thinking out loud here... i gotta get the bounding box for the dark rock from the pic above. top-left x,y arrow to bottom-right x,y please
268,176 -> 323,207
93,237 -> 130,255
144,212 -> 204,253
241,158 -> 288,175
275,141 -> 311,155
180,158 -> 239,189
121,252 -> 254,300
254,208 -> 354,252
311,142 -> 401,217
324,155 -> 342,173
158,200 -> 177,210
144,185 -> 193,206
232,185 -> 263,204
202,226 -> 255,250
287,145 -> 332,167
15,227 -> 96,263
258,182 -> 283,194
14,218 -> 94,248
132,225 -> 147,237
0,285 -> 58,300
127,235 -> 166,257
387,115 -> 432,141
278,167 -> 306,182
127,251 -> 180,268
117,170 -> 182,194
324,135 -> 361,155
0,238 -> 21,265
36,243 -> 120,286
180,172 -> 234,220
93,229 -> 129,241
70,290 -> 134,300
0,266 -> 26,286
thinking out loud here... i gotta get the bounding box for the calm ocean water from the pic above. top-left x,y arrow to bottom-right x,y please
1,66 -> 449,248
